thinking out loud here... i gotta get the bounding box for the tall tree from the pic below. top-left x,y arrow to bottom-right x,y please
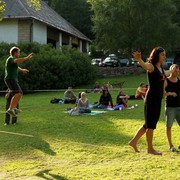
88,0 -> 180,54
51,0 -> 94,39
172,0 -> 180,26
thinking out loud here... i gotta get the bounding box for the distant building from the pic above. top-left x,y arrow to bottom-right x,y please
0,0 -> 91,53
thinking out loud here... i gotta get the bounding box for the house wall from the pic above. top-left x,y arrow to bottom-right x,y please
0,20 -> 18,43
0,19 -> 89,53
18,20 -> 31,42
33,21 -> 47,44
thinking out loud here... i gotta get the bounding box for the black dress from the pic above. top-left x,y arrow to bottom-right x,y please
144,65 -> 165,129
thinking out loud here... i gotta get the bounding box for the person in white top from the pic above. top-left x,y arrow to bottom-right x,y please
77,92 -> 91,113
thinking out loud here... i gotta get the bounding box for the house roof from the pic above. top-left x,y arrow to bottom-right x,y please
2,0 -> 91,42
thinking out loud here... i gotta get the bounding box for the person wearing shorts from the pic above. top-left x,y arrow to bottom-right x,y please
164,64 -> 180,152
4,46 -> 33,117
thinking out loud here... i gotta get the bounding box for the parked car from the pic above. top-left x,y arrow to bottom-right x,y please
109,54 -> 117,58
162,58 -> 174,70
100,54 -> 119,67
131,58 -> 140,67
119,58 -> 130,67
91,58 -> 102,66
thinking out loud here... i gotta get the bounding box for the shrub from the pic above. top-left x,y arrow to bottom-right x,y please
0,42 -> 97,91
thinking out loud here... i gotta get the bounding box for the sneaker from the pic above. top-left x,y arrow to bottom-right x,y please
6,109 -> 17,117
4,123 -> 9,126
170,147 -> 178,152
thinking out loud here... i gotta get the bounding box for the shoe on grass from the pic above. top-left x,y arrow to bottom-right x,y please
6,109 -> 17,117
170,147 -> 178,152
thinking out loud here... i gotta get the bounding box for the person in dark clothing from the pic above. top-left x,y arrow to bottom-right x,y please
129,47 -> 175,155
93,89 -> 113,109
4,46 -> 32,117
164,64 -> 180,152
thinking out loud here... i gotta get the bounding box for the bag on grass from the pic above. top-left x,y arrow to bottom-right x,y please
68,107 -> 80,116
50,98 -> 61,104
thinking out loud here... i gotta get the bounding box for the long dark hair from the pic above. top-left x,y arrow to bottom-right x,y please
147,47 -> 165,66
102,89 -> 110,96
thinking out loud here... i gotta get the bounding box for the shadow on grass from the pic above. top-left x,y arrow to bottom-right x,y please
36,169 -> 68,180
35,111 -> 137,147
0,131 -> 56,156
0,96 -> 145,156
30,136 -> 56,156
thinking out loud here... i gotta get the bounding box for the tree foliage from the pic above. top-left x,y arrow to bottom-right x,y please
27,0 -> 41,10
50,0 -> 94,39
88,0 -> 180,55
0,0 -> 5,20
172,0 -> 180,26
0,42 -> 97,90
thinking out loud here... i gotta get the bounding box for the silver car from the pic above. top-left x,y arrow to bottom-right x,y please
162,58 -> 174,70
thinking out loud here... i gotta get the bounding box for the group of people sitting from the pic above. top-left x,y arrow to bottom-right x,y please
93,81 -> 148,100
63,86 -> 133,114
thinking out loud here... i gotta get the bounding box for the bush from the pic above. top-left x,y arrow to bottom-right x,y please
0,42 -> 97,91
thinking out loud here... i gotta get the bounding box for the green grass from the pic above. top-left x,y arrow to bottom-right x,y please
0,74 -> 180,180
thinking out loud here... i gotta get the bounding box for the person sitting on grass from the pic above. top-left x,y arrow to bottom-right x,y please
77,92 -> 91,113
135,82 -> 147,99
114,91 -> 130,110
64,87 -> 77,104
93,89 -> 113,109
94,81 -> 101,93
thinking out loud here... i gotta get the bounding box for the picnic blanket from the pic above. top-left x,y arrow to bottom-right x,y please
65,110 -> 106,116
87,110 -> 106,115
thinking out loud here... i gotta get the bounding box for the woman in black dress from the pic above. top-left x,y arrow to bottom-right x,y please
129,47 -> 175,155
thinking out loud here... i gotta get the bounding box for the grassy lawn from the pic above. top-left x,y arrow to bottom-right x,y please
0,73 -> 180,180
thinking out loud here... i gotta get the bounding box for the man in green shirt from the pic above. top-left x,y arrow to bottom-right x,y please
4,46 -> 33,117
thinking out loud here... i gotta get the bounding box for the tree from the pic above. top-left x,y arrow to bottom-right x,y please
172,0 -> 180,27
50,0 -> 94,39
27,0 -> 41,10
0,0 -> 5,20
88,0 -> 180,55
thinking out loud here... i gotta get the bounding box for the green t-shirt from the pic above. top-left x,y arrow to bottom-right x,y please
4,56 -> 18,81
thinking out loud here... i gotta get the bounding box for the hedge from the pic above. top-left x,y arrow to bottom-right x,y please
0,42 -> 97,91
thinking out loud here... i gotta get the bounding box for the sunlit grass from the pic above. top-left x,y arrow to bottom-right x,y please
0,74 -> 179,179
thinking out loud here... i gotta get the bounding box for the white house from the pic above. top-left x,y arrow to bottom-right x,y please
0,0 -> 91,53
